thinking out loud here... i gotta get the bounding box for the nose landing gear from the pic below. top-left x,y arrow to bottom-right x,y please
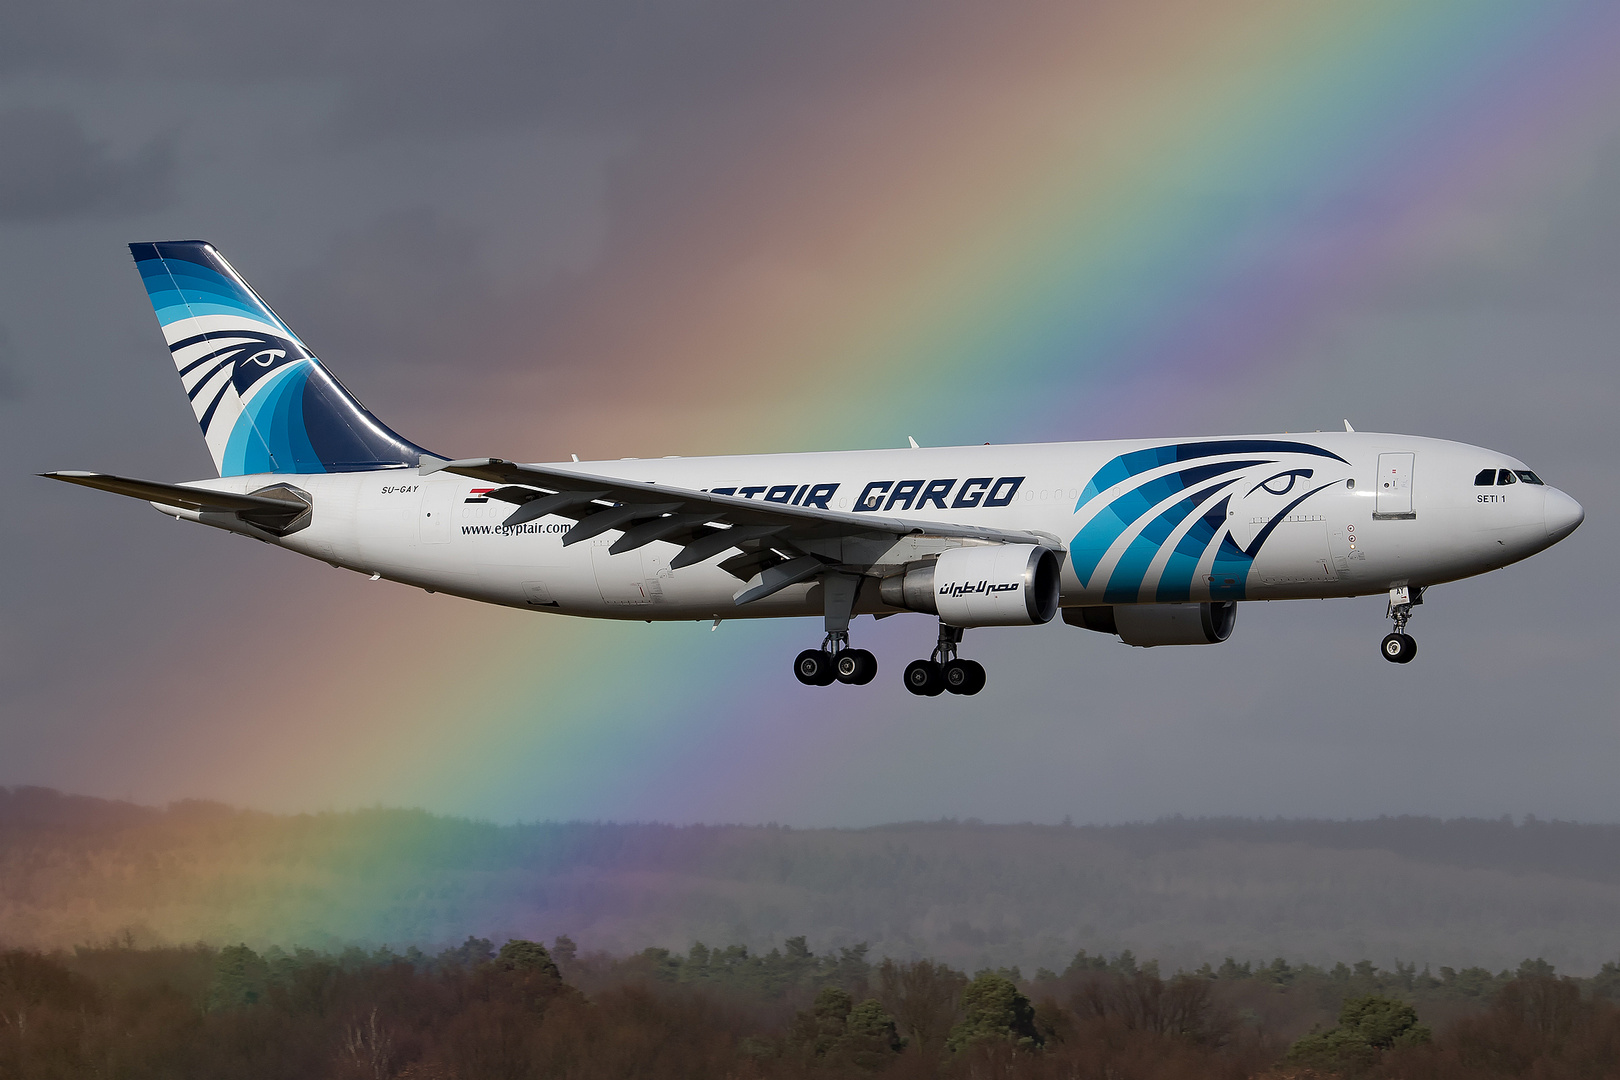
1380,585 -> 1423,664
904,624 -> 986,696
1381,632 -> 1416,663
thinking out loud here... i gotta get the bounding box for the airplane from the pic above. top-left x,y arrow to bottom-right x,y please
44,242 -> 1584,695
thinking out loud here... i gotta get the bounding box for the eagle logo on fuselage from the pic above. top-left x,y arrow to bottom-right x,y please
1069,440 -> 1349,602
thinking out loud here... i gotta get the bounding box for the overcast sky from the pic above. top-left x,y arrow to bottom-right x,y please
1,1 -> 1615,826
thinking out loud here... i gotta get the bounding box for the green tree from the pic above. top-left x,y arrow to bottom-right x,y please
838,998 -> 904,1070
206,943 -> 269,1010
1287,994 -> 1431,1073
792,986 -> 855,1057
790,986 -> 903,1070
946,972 -> 1041,1052
496,939 -> 559,978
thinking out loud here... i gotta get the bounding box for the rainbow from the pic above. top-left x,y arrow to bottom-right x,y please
61,0 -> 1620,847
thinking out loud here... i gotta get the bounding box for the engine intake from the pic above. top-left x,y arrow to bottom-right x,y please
1063,602 -> 1237,646
880,544 -> 1061,627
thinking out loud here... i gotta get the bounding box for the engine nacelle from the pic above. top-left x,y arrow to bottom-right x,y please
1063,602 -> 1237,646
880,544 -> 1061,627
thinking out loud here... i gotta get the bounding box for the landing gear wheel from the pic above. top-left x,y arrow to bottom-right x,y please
943,659 -> 986,695
1380,633 -> 1417,664
795,649 -> 836,685
904,659 -> 945,696
835,648 -> 878,685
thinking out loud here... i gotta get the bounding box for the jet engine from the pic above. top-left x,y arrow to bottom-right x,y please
1063,602 -> 1237,646
880,544 -> 1061,627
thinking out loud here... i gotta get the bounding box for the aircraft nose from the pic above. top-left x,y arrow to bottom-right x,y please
1544,487 -> 1584,543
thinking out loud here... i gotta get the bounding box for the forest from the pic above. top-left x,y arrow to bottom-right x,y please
5,935 -> 1620,1078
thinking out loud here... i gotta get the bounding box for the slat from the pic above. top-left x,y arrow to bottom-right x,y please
670,525 -> 787,570
561,502 -> 684,547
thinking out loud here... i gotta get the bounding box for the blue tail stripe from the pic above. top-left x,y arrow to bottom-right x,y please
221,368 -> 287,475
136,258 -> 291,331
131,240 -> 433,476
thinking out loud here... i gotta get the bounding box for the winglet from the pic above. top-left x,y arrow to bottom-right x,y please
907,436 -> 921,449
1343,419 -> 1355,432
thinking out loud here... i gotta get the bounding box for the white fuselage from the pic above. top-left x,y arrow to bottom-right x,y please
163,432 -> 1578,623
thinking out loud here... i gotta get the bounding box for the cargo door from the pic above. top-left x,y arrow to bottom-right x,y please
591,538 -> 652,607
1375,453 -> 1415,519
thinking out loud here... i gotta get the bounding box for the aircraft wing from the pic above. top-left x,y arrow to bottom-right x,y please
422,456 -> 1057,601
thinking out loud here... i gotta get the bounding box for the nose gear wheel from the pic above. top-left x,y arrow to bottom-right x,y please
1380,586 -> 1423,664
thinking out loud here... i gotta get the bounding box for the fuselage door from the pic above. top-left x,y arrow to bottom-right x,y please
591,538 -> 651,606
1375,453 -> 1415,519
420,482 -> 456,543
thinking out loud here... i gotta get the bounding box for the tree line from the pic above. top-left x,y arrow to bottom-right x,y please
5,935 -> 1620,1078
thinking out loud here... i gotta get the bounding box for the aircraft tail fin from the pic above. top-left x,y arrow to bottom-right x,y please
130,241 -> 432,477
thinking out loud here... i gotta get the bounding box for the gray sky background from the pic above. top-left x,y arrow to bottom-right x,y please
0,1 -> 1615,826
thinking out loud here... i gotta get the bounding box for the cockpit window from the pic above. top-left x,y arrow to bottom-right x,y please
1474,469 -> 1496,486
1515,470 -> 1543,485
1497,469 -> 1517,486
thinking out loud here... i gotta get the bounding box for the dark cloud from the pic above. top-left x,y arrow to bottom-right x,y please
0,326 -> 21,401
281,208 -> 498,372
0,108 -> 174,220
0,0 -> 934,137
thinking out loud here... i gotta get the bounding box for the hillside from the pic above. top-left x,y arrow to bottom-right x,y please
3,787 -> 1618,973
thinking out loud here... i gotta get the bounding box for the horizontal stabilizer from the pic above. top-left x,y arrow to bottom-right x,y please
41,471 -> 311,534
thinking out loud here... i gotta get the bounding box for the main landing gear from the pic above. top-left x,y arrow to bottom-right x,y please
794,632 -> 878,686
904,624 -> 986,697
794,572 -> 877,686
1380,585 -> 1424,664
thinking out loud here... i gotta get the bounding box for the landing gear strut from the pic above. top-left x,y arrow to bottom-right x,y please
1380,585 -> 1423,664
904,623 -> 986,696
793,573 -> 877,686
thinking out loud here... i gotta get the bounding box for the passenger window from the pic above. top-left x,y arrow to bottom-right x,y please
1515,470 -> 1543,485
1474,469 -> 1495,486
1497,470 -> 1516,486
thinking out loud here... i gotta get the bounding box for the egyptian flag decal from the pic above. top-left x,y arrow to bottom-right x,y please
465,488 -> 495,504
